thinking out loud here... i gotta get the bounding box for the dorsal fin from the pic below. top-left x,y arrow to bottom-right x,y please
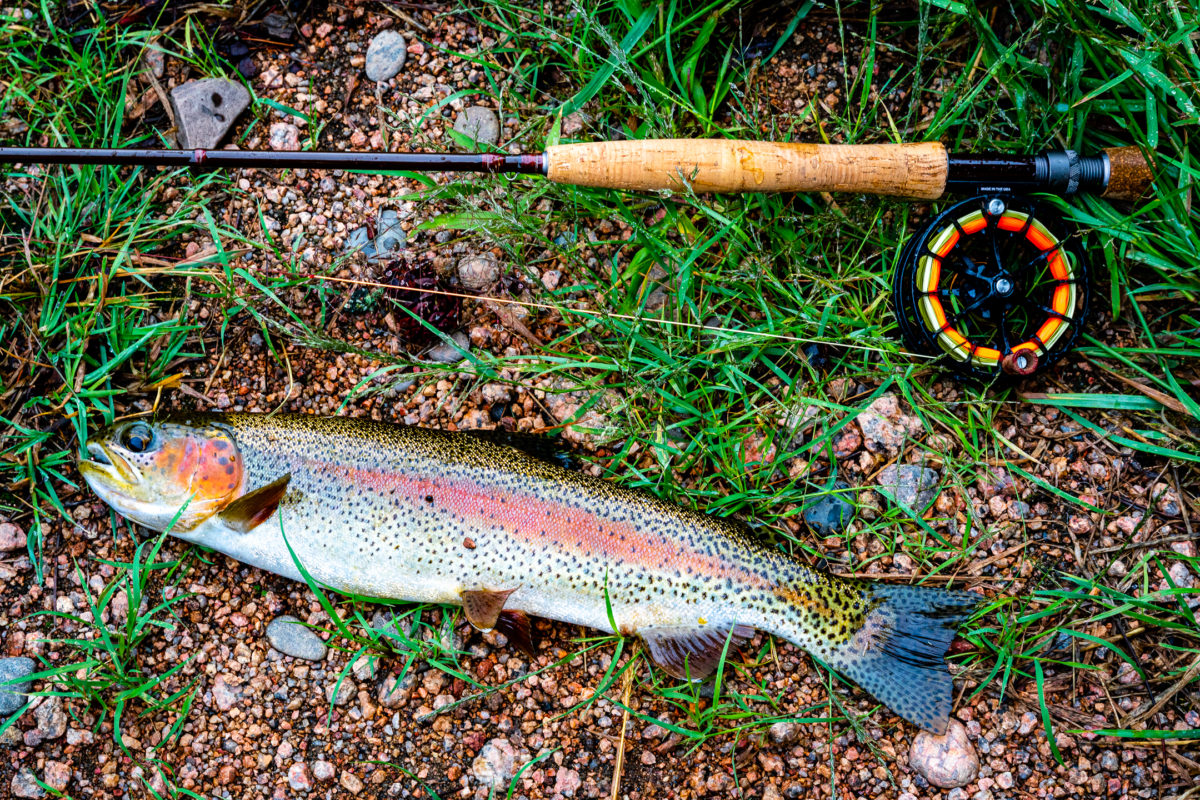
641,623 -> 756,680
219,474 -> 291,533
460,429 -> 578,471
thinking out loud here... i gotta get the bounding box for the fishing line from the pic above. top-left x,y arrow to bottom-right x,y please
305,273 -> 937,360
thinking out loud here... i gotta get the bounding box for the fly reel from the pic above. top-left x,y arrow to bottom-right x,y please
892,193 -> 1088,380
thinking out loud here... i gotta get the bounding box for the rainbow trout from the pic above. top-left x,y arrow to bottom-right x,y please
78,412 -> 977,732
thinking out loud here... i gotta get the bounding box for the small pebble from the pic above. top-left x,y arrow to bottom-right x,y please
266,615 -> 327,661
457,253 -> 500,291
288,762 -> 313,793
0,522 -> 26,551
453,106 -> 500,149
909,719 -> 979,788
365,30 -> 407,82
427,331 -> 471,363
312,761 -> 336,782
876,464 -> 942,510
269,122 -> 302,152
472,739 -> 516,788
10,768 -> 44,799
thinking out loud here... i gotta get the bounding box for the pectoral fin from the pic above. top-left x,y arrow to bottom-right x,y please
220,474 -> 292,533
494,610 -> 536,657
641,623 -> 755,680
460,588 -> 518,632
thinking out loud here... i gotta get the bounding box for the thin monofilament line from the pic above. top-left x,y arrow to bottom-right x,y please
306,273 -> 935,359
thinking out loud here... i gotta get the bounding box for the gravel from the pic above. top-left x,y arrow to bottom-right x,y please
0,657 -> 34,714
365,30 -> 407,82
453,106 -> 500,148
909,719 -> 980,789
266,615 -> 327,661
169,78 -> 251,149
287,762 -> 313,792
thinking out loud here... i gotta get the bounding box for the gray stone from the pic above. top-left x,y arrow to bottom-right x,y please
909,719 -> 979,789
427,331 -> 470,363
169,78 -> 251,150
453,106 -> 500,149
876,464 -> 941,511
365,30 -> 407,82
803,482 -> 855,536
266,615 -> 327,661
0,657 -> 33,715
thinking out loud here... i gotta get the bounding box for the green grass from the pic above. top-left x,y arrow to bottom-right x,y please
1,0 -> 1198,794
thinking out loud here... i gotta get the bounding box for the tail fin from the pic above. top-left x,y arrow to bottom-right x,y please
825,584 -> 979,733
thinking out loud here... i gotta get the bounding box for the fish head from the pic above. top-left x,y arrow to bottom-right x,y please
78,417 -> 244,532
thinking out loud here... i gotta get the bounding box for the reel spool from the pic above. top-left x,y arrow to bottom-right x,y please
892,194 -> 1088,380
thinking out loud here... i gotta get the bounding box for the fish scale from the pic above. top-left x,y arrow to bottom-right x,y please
78,411 -> 980,733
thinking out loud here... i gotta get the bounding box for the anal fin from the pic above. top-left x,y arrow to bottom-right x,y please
460,588 -> 517,632
641,623 -> 755,680
219,474 -> 292,533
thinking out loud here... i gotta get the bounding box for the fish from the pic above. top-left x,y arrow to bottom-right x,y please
77,411 -> 979,733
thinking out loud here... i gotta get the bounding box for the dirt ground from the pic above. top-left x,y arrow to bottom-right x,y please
0,2 -> 1195,799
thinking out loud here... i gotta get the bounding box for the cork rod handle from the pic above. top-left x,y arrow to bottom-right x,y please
1102,146 -> 1155,202
544,140 -> 950,199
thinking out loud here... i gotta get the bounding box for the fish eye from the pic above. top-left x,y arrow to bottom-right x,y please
121,423 -> 155,454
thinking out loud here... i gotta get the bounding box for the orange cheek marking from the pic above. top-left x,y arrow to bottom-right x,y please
331,464 -> 758,584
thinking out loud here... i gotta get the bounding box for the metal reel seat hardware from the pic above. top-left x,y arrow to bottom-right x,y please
892,194 -> 1090,380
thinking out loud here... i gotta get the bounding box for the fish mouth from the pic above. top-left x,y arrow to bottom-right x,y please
80,442 -> 140,486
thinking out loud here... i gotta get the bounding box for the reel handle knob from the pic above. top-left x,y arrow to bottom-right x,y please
1001,349 -> 1040,377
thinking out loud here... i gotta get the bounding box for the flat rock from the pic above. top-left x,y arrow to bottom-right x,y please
365,30 -> 407,82
266,615 -> 327,661
803,481 -> 855,536
0,656 -> 34,714
909,719 -> 979,788
876,464 -> 941,511
453,106 -> 500,149
169,78 -> 251,149
345,210 -> 406,263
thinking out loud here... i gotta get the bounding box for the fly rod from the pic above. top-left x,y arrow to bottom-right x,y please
0,140 -> 1151,200
0,140 -> 1154,380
